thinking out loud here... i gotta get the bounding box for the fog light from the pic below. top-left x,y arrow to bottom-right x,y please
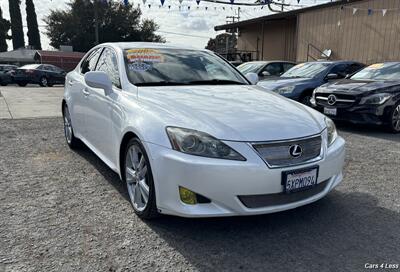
179,186 -> 197,205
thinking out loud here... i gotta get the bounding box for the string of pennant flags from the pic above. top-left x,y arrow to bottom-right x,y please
118,0 -> 400,15
342,5 -> 400,17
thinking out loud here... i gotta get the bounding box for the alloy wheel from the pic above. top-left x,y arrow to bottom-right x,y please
392,104 -> 400,132
41,77 -> 48,87
63,107 -> 73,144
125,145 -> 150,212
301,95 -> 312,107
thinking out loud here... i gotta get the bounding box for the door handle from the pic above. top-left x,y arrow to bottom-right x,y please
68,80 -> 74,86
82,88 -> 90,96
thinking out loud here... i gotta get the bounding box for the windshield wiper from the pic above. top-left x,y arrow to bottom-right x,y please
135,81 -> 190,87
187,79 -> 247,85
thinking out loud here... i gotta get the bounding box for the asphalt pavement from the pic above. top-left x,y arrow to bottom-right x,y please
0,117 -> 399,272
0,86 -> 399,272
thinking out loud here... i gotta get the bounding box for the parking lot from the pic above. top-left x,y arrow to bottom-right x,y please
0,87 -> 399,272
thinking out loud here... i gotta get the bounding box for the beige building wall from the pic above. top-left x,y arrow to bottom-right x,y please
237,19 -> 297,61
296,0 -> 400,64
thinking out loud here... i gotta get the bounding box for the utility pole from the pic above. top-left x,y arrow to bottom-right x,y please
85,0 -> 100,45
224,7 -> 240,61
92,0 -> 99,45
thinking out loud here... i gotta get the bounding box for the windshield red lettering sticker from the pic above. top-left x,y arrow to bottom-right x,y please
126,49 -> 164,72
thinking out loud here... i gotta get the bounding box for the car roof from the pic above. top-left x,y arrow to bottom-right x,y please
304,60 -> 363,65
100,42 -> 203,52
241,61 -> 296,65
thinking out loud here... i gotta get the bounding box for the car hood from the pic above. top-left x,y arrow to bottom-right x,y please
257,77 -> 314,91
321,79 -> 400,95
138,85 -> 325,142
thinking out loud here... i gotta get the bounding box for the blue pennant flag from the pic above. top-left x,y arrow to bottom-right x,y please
160,0 -> 165,6
196,0 -> 200,5
123,0 -> 129,6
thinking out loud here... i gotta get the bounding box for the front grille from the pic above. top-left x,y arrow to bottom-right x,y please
252,135 -> 322,168
239,179 -> 329,208
316,93 -> 357,108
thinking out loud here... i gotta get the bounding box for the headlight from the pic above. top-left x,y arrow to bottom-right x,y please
325,117 -> 337,146
359,93 -> 392,105
166,127 -> 246,161
274,85 -> 295,95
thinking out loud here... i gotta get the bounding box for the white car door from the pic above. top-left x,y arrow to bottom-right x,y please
68,48 -> 102,139
85,47 -> 121,166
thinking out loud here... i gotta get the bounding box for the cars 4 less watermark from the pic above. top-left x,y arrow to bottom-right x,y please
365,263 -> 399,269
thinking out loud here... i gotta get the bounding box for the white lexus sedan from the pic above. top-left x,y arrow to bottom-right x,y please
62,43 -> 345,219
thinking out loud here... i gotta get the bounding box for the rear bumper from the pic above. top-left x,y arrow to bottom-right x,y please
144,134 -> 345,218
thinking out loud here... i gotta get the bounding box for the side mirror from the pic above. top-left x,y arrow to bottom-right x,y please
245,72 -> 259,85
326,73 -> 339,80
261,71 -> 271,77
84,71 -> 113,95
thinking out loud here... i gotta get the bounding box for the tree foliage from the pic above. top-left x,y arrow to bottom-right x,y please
205,33 -> 237,54
45,0 -> 165,52
0,7 -> 11,52
8,0 -> 25,49
26,0 -> 42,50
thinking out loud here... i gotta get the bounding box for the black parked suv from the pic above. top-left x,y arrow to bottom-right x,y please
312,62 -> 400,133
13,64 -> 66,87
0,64 -> 18,86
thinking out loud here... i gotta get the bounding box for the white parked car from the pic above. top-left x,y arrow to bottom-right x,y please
63,43 -> 345,219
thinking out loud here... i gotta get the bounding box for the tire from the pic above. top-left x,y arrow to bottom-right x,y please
62,104 -> 80,148
39,77 -> 48,87
17,82 -> 27,87
123,138 -> 158,219
388,102 -> 400,133
300,92 -> 313,107
0,79 -> 7,86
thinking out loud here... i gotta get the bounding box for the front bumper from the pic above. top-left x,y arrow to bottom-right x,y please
315,103 -> 390,125
145,134 -> 345,218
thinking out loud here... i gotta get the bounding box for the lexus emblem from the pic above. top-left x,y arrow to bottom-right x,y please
327,94 -> 337,106
289,144 -> 303,158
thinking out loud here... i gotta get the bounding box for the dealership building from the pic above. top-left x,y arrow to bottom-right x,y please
215,0 -> 400,64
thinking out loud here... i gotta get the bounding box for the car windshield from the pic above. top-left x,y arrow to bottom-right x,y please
20,64 -> 40,69
124,48 -> 248,86
350,63 -> 400,81
282,62 -> 331,78
237,62 -> 265,74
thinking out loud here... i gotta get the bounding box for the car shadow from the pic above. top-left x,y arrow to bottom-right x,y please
143,192 -> 400,272
68,134 -> 399,271
336,121 -> 400,143
72,144 -> 130,202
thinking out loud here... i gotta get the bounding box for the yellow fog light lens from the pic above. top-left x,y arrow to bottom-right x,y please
179,186 -> 197,205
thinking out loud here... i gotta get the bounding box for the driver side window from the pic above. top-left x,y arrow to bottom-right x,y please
262,63 -> 283,76
81,48 -> 102,74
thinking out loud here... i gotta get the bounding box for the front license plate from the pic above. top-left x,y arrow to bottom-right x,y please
324,107 -> 337,116
282,167 -> 319,194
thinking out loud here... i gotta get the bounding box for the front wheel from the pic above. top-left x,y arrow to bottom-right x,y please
63,104 -> 80,148
39,77 -> 48,87
300,94 -> 312,107
388,103 -> 400,133
124,138 -> 158,219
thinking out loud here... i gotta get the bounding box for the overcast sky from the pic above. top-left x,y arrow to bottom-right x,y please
0,0 -> 327,51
